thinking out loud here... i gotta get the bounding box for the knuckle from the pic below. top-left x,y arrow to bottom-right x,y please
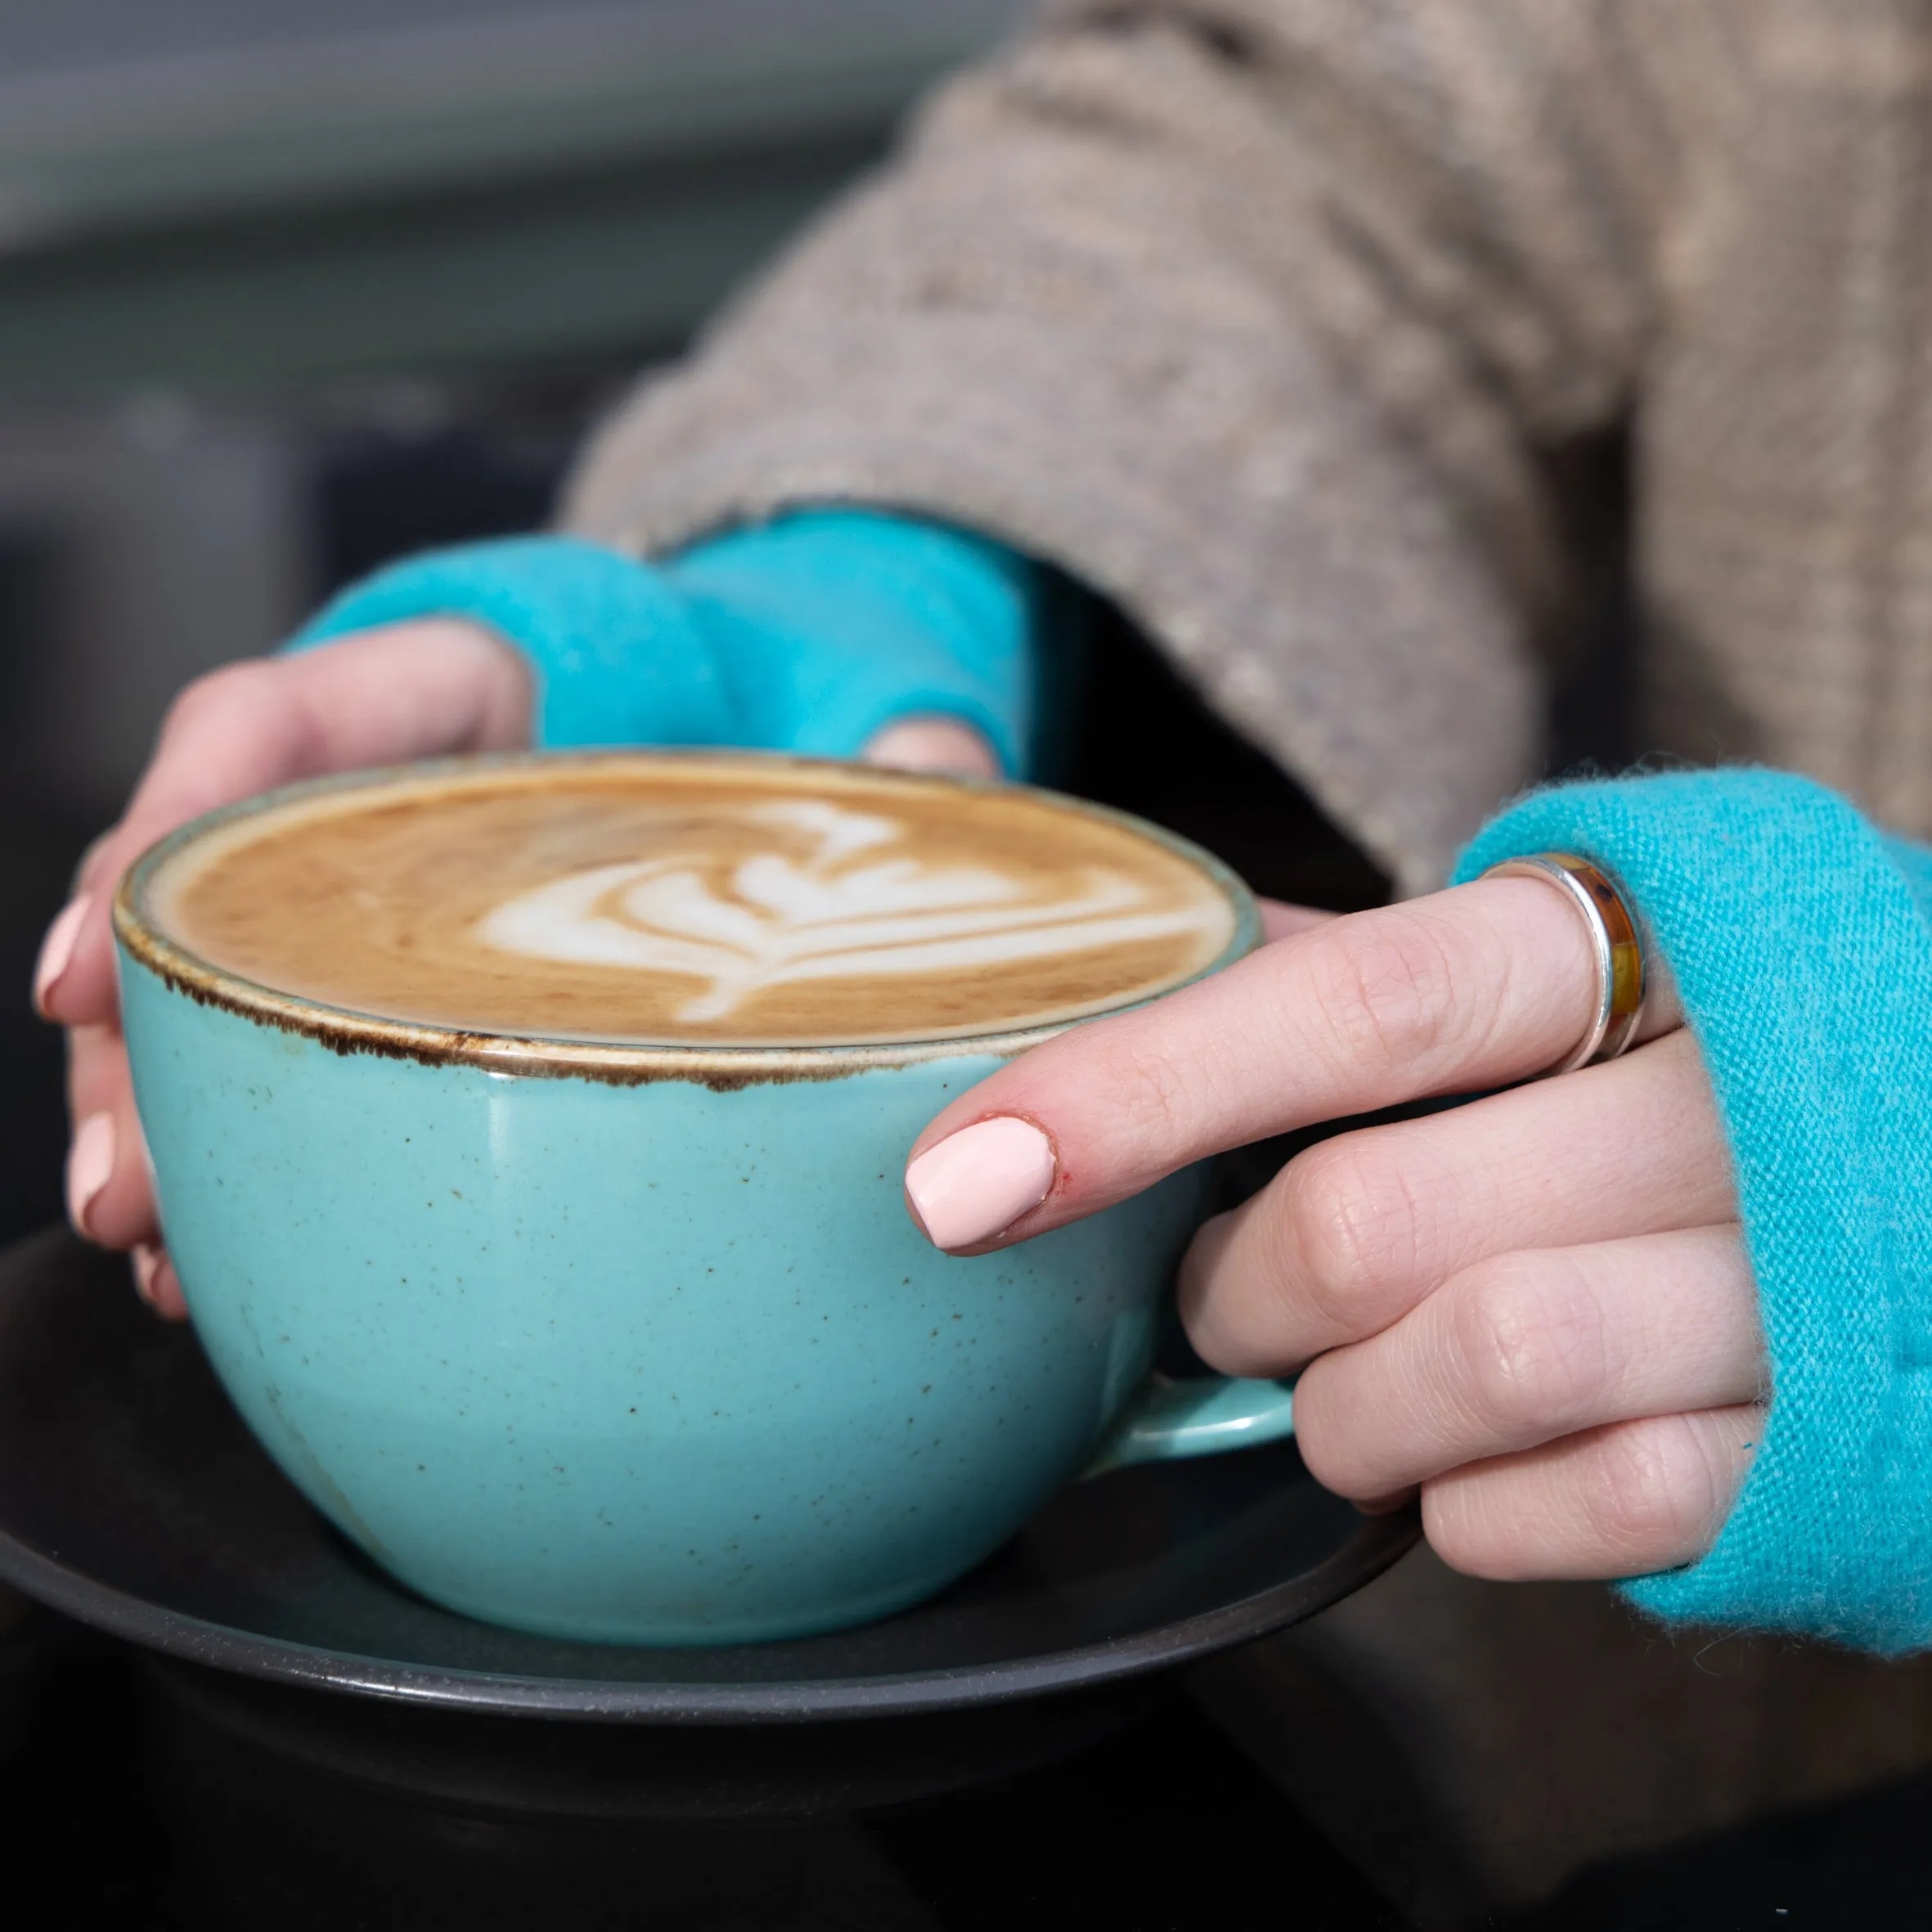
154,658 -> 318,798
1582,1416 -> 1722,1558
1277,1137 -> 1423,1323
1097,1034 -> 1201,1146
1301,910 -> 1500,1073
1449,1252 -> 1612,1438
163,660 -> 263,733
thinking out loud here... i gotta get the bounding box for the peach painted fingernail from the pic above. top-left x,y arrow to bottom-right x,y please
132,1242 -> 187,1321
905,1117 -> 1056,1251
131,1241 -> 164,1308
33,895 -> 90,1017
65,1112 -> 115,1237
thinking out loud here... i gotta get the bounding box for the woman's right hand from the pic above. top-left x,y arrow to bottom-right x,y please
33,618 -> 534,1318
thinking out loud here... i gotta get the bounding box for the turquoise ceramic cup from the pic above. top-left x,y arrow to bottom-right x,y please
115,755 -> 1296,1646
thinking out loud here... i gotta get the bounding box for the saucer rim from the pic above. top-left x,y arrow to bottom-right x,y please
0,1508 -> 1418,1724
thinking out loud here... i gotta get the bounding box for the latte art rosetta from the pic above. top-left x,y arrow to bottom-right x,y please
478,800 -> 1224,1023
151,759 -> 1247,1045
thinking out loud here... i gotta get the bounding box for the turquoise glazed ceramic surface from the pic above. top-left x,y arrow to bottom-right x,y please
115,754 -> 1289,1646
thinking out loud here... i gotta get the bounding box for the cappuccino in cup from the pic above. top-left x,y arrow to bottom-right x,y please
117,753 -> 1283,1645
151,757 -> 1240,1047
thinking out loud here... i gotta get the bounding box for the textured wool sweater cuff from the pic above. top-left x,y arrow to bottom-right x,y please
1456,770 -> 1932,1654
288,511 -> 1049,778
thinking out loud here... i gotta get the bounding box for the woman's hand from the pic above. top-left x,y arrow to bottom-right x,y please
34,619 -> 533,1317
33,616 -> 1000,1321
901,875 -> 1765,1582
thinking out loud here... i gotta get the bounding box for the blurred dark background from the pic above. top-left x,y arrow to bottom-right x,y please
0,0 -> 1031,1245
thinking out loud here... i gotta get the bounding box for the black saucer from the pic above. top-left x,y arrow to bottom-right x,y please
0,1229 -> 1415,1727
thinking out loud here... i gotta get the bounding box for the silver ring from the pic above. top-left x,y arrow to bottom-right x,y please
1480,853 -> 1646,1077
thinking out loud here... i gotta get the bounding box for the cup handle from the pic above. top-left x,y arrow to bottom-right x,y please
1081,1371 -> 1296,1479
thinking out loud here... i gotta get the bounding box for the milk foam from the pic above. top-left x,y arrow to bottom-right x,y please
149,760 -> 1247,1046
478,799 -> 1225,1023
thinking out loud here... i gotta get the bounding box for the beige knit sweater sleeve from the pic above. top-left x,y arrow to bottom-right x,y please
562,0 -> 1694,892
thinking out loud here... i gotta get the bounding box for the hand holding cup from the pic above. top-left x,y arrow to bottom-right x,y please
32,621 -> 533,1314
33,622 -> 998,1319
905,875 -> 1766,1583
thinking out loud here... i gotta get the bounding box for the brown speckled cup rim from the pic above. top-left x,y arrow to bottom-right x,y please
114,748 -> 1262,1086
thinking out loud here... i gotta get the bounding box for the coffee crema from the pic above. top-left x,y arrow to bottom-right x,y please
143,757 -> 1243,1047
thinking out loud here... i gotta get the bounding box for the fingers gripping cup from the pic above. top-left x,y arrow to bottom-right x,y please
114,753 -> 1289,1645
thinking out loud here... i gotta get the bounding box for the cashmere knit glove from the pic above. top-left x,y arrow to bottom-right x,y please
1458,770 -> 1932,1652
290,510 -> 1054,780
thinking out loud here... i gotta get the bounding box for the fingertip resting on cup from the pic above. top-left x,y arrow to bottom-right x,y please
65,1112 -> 115,1239
861,716 -> 1002,779
131,1241 -> 164,1307
33,894 -> 91,1020
131,1242 -> 187,1321
905,1116 -> 1057,1252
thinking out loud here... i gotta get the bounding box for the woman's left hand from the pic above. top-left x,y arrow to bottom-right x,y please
901,877 -> 1767,1581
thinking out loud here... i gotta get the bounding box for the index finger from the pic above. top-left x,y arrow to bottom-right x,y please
902,876 -> 1611,1253
41,663 -> 326,1027
37,620 -> 532,1029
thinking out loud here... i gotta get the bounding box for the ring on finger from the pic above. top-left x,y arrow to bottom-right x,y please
1481,853 -> 1645,1076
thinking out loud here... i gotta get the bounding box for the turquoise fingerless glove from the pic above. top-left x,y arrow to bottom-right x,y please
1457,770 -> 1932,1654
290,510 -> 1058,779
